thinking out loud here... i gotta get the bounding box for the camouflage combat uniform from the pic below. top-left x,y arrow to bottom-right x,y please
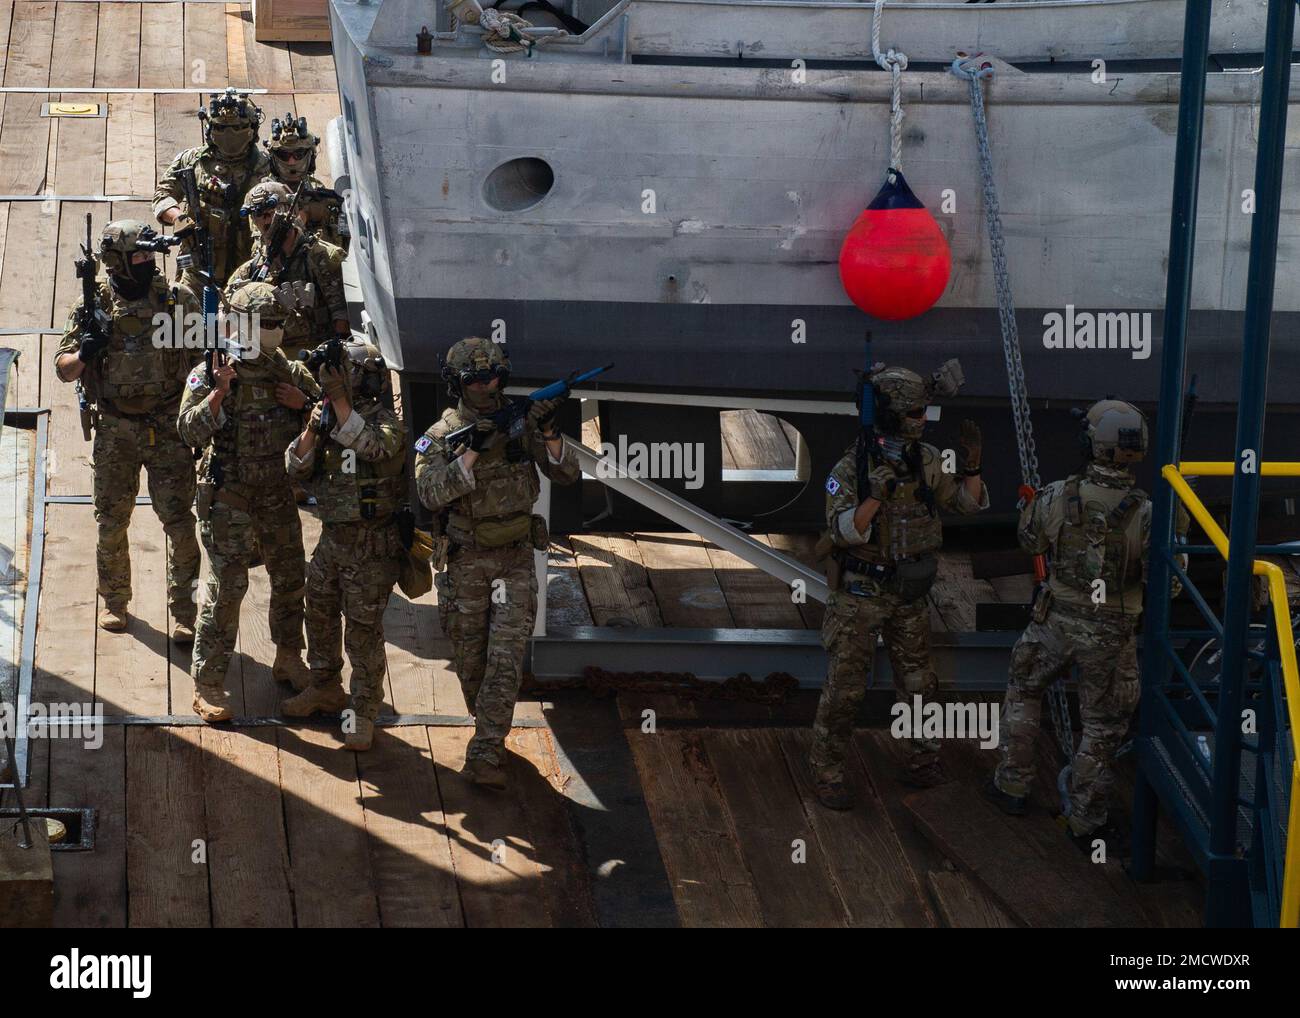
415,397 -> 580,768
56,276 -> 201,624
226,233 -> 347,363
269,171 -> 348,252
811,442 -> 989,783
178,351 -> 318,698
286,397 -> 407,722
154,145 -> 272,291
993,463 -> 1150,836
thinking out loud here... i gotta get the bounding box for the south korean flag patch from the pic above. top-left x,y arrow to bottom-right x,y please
187,372 -> 205,391
825,475 -> 841,496
414,435 -> 433,454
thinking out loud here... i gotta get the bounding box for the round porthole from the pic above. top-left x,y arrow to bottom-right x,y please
483,156 -> 554,212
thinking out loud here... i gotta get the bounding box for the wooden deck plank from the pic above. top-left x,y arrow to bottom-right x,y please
758,532 -> 825,629
290,92 -> 339,181
238,554 -> 288,717
719,408 -> 795,471
125,725 -> 211,927
277,725 -> 382,928
50,0 -> 99,88
0,92 -> 51,193
93,2 -> 141,89
222,3 -> 248,88
139,2 -> 185,89
50,727 -> 127,927
41,341 -> 96,502
2,332 -> 41,408
776,727 -> 936,927
383,587 -> 441,716
94,509 -> 170,716
354,725 -> 464,928
507,727 -> 598,927
287,40 -> 334,91
569,533 -> 662,627
0,2 -> 14,84
239,6 -> 291,90
927,869 -> 1018,928
3,1 -> 55,87
635,532 -> 734,629
545,537 -> 594,627
30,504 -> 97,704
105,91 -> 156,197
53,92 -> 107,195
622,724 -> 761,926
52,201 -> 109,331
929,550 -> 999,632
154,91 -> 201,188
183,0 -> 228,89
703,727 -> 850,926
426,725 -> 551,928
202,727 -> 294,927
704,541 -> 804,629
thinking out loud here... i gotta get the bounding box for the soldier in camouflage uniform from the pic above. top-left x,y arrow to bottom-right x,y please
280,341 -> 406,751
54,221 -> 201,638
810,361 -> 989,809
414,338 -> 577,789
154,89 -> 271,292
226,180 -> 349,363
178,282 -> 318,721
987,400 -> 1167,852
261,112 -> 348,252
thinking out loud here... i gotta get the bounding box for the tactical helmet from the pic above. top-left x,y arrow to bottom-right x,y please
226,280 -> 289,357
266,113 -> 318,184
872,366 -> 928,439
1081,399 -> 1148,465
345,340 -> 390,401
442,337 -> 510,397
241,180 -> 293,219
199,88 -> 262,160
99,220 -> 161,276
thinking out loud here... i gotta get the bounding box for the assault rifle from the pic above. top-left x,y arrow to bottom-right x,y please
174,165 -> 224,386
299,335 -> 346,436
73,213 -> 110,441
445,363 -> 614,452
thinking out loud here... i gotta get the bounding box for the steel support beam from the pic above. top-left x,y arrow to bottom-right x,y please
1132,0 -> 1213,883
1207,0 -> 1296,928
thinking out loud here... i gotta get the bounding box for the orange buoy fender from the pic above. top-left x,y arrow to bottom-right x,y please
838,171 -> 951,321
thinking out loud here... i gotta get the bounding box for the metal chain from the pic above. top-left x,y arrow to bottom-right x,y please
952,58 -> 1072,767
871,0 -> 908,175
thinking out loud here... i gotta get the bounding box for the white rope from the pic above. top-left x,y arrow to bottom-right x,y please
871,0 -> 908,176
446,0 -> 566,54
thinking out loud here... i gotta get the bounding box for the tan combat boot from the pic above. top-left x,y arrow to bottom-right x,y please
171,619 -> 195,645
460,757 -> 507,791
272,647 -> 311,690
98,606 -> 128,632
344,717 -> 374,752
280,683 -> 349,718
192,686 -> 233,723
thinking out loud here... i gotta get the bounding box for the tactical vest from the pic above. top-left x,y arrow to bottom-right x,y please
89,279 -> 188,413
210,353 -> 304,491
864,470 -> 943,564
192,149 -> 263,284
1054,476 -> 1147,594
446,410 -> 540,524
317,405 -> 406,525
243,238 -> 332,351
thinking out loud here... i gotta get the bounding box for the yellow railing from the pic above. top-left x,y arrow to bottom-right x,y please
1163,462 -> 1300,928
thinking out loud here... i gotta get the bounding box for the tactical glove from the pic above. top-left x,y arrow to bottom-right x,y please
958,418 -> 982,472
529,396 -> 563,433
466,418 -> 497,452
319,363 -> 350,402
77,332 -> 110,363
867,464 -> 898,503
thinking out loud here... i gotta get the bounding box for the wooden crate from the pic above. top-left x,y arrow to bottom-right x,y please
253,0 -> 333,42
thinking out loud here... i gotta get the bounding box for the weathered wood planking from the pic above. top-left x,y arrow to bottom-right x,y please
2,332 -> 41,407
277,725 -> 382,928
703,540 -> 804,629
287,40 -> 334,91
202,727 -> 295,927
94,2 -> 142,89
237,536 -> 293,718
238,4 -> 292,89
94,510 -> 170,716
50,728 -> 128,927
545,538 -> 594,627
0,2 -> 14,84
621,724 -> 762,926
0,93 -> 52,193
354,726 -> 464,928
569,532 -> 662,627
426,725 -> 552,927
702,727 -> 849,926
30,504 -> 98,702
154,91 -> 202,188
929,550 -> 1000,632
106,92 -> 157,199
719,408 -> 795,472
758,532 -> 824,629
125,725 -> 211,927
382,587 -> 442,716
506,727 -> 598,927
139,2 -> 186,89
635,531 -> 734,629
776,727 -> 936,927
926,869 -> 1018,928
223,2 -> 249,88
50,0 -> 99,87
184,0 -> 230,89
53,93 -> 108,196
4,1 -> 55,87
52,201 -> 110,329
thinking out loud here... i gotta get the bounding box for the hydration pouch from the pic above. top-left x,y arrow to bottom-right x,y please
196,479 -> 215,522
530,513 -> 550,552
887,554 -> 939,602
473,515 -> 532,549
